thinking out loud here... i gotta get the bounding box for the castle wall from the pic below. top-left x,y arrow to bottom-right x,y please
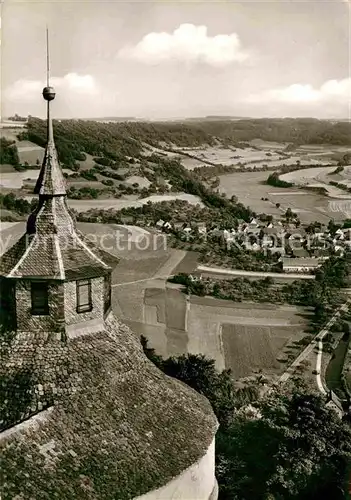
64,277 -> 104,326
135,438 -> 217,500
15,280 -> 65,333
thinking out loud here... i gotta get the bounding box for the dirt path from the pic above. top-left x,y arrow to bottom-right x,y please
197,264 -> 315,280
279,298 -> 351,386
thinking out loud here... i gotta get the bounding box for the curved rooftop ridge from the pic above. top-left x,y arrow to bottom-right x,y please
0,313 -> 218,499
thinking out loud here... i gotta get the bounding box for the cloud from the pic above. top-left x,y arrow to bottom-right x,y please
5,73 -> 98,101
118,23 -> 249,66
247,78 -> 351,104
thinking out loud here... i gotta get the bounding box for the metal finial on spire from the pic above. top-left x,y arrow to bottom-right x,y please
34,26 -> 66,196
46,26 -> 50,87
43,27 -> 55,102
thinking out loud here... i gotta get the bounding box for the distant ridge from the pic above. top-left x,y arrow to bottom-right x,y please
185,116 -> 249,121
79,117 -> 139,122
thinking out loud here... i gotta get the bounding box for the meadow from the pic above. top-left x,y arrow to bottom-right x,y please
172,141 -> 340,171
218,170 -> 349,223
1,120 -> 351,389
0,220 -> 327,384
280,166 -> 351,199
172,145 -> 283,170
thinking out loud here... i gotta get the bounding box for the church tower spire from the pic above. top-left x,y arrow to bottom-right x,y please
0,28 -> 113,336
34,28 -> 66,197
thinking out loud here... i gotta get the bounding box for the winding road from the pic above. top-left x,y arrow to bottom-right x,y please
279,298 -> 351,391
197,264 -> 315,280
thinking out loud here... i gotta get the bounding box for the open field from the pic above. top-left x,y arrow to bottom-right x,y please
249,139 -> 289,150
173,145 -> 282,169
68,193 -> 204,212
173,251 -> 200,274
0,127 -> 25,142
0,164 -> 17,174
222,323 -> 299,378
0,168 -> 71,189
67,179 -> 107,189
117,264 -> 311,379
243,156 -> 332,170
280,166 -> 351,199
0,220 -> 314,381
187,297 -> 309,376
1,126 -> 45,164
171,142 -> 340,171
125,175 -> 151,188
252,140 -> 350,157
218,170 -> 349,223
17,141 -> 45,165
77,153 -> 96,171
0,222 -> 25,254
16,192 -> 204,212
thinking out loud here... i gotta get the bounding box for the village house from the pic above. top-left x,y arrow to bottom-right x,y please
291,247 -> 310,258
155,218 -> 165,228
282,257 -> 324,273
195,221 -> 207,236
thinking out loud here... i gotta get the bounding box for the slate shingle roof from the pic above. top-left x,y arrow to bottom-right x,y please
0,197 -> 115,280
34,110 -> 66,197
0,314 -> 217,500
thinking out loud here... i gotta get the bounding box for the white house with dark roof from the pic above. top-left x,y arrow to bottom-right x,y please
282,257 -> 324,273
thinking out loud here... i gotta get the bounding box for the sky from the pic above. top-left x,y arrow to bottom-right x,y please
1,0 -> 350,119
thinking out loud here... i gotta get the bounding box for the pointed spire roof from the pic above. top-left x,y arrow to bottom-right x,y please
34,28 -> 66,197
0,29 -> 115,280
34,101 -> 66,196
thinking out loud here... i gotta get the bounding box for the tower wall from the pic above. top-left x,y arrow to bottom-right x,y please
64,277 -> 104,326
15,280 -> 65,333
135,438 -> 217,500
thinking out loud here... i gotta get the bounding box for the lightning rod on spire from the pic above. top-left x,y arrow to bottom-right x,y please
43,27 -> 56,102
46,26 -> 50,87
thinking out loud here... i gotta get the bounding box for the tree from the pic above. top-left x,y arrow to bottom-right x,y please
141,339 -> 238,427
141,338 -> 351,500
0,138 -> 20,166
216,390 -> 351,500
328,219 -> 340,236
285,207 -> 293,221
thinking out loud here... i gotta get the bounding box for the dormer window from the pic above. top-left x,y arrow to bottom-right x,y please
31,282 -> 49,315
76,279 -> 92,313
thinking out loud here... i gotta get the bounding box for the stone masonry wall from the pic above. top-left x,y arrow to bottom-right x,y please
15,280 -> 65,333
64,277 -> 104,326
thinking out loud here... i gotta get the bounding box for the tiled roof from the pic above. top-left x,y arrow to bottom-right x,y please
1,231 -> 112,280
34,143 -> 66,196
0,197 -> 115,280
0,314 -> 217,499
34,105 -> 66,196
0,96 -> 112,280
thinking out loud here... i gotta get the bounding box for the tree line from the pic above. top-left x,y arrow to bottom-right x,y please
141,337 -> 351,500
17,117 -> 351,170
